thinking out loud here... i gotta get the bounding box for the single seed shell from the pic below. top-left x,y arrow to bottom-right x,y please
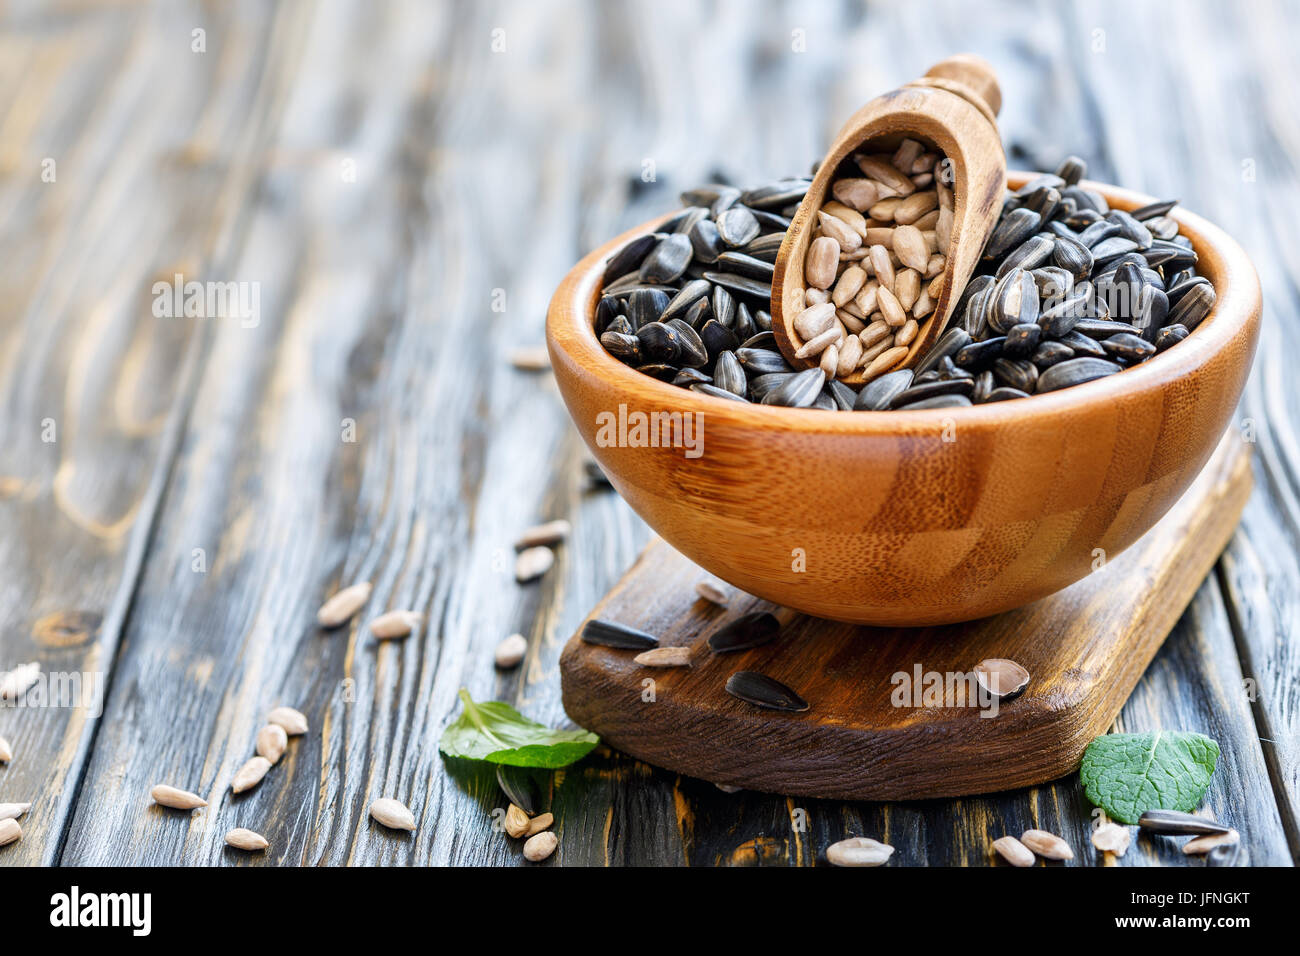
255,724 -> 289,764
725,670 -> 809,712
1091,822 -> 1131,856
992,835 -> 1035,867
826,837 -> 894,867
370,609 -> 421,639
0,802 -> 31,822
695,579 -> 729,606
974,658 -> 1030,699
523,830 -> 558,862
515,519 -> 571,550
495,765 -> 538,816
1020,829 -> 1074,860
226,828 -> 269,851
494,633 -> 528,669
1183,829 -> 1240,855
708,611 -> 781,653
514,546 -> 554,583
151,784 -> 208,810
504,803 -> 530,838
1137,809 -> 1232,836
317,582 -> 372,628
581,619 -> 659,650
634,646 -> 692,668
0,818 -> 20,848
267,706 -> 309,736
0,735 -> 11,763
231,756 -> 272,794
370,797 -> 417,831
525,812 -> 554,837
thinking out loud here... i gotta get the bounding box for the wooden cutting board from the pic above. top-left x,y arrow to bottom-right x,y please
560,431 -> 1252,801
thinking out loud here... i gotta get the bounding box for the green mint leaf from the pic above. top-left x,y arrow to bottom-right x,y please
438,688 -> 599,769
1080,731 -> 1220,825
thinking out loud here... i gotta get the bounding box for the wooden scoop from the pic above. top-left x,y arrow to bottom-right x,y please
772,55 -> 1006,386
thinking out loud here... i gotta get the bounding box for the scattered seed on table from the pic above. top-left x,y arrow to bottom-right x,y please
0,735 -> 12,763
370,798 -> 416,832
267,706 -> 309,736
992,835 -> 1035,867
1183,829 -> 1240,855
694,579 -> 729,606
1020,829 -> 1074,860
523,830 -> 558,862
504,803 -> 530,838
226,828 -> 269,852
0,662 -> 39,701
0,802 -> 30,822
151,784 -> 207,811
370,609 -> 421,639
525,812 -> 554,837
1138,809 -> 1231,836
515,519 -> 571,550
495,633 -> 528,669
508,345 -> 550,371
231,756 -> 272,794
515,546 -> 554,583
1091,822 -> 1131,856
256,724 -> 289,764
827,836 -> 894,867
317,582 -> 372,628
1206,842 -> 1241,867
496,765 -> 538,816
0,818 -> 20,848
634,646 -> 692,668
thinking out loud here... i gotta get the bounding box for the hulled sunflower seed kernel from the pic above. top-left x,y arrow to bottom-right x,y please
231,756 -> 272,794
370,609 -> 421,639
826,836 -> 894,867
226,828 -> 269,851
634,646 -> 692,668
267,706 -> 309,736
514,519 -> 571,550
0,735 -> 12,764
151,784 -> 207,810
0,818 -> 21,848
1020,828 -> 1074,860
992,835 -> 1036,867
0,802 -> 31,822
317,582 -> 372,628
695,579 -> 729,606
504,803 -> 530,838
1091,822 -> 1131,856
494,633 -> 528,669
256,724 -> 289,764
370,798 -> 417,831
515,546 -> 555,583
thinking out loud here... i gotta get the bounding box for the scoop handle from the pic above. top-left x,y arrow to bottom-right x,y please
908,54 -> 1003,125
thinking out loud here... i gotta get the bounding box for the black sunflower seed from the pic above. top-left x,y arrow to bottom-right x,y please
748,371 -> 794,402
602,234 -> 656,285
639,234 -> 694,284
712,350 -> 747,396
896,394 -> 973,410
699,319 -> 740,361
733,301 -> 758,341
989,269 -> 1040,332
1055,155 -> 1086,186
972,370 -> 994,402
582,619 -> 659,650
1137,810 -> 1232,836
915,327 -> 971,376
1053,234 -> 1094,283
725,671 -> 809,712
955,336 -> 1006,369
635,363 -> 678,381
1059,330 -> 1108,358
667,319 -> 708,368
827,379 -> 857,411
1036,357 -> 1122,392
687,217 -> 724,264
1155,323 -> 1189,352
1003,322 -> 1041,358
1032,340 -> 1074,369
995,235 -> 1055,278
993,357 -> 1038,392
496,765 -> 539,816
889,377 -> 975,408
691,383 -> 750,402
600,331 -> 642,364
1073,318 -> 1137,339
1166,281 -> 1216,331
740,179 -> 810,209
1102,332 -> 1157,364
672,367 -> 711,387
682,296 -> 712,331
636,322 -> 680,364
716,206 -> 760,247
628,288 -> 670,330
984,208 -> 1041,260
711,284 -> 737,328
763,367 -> 825,407
1130,199 -> 1178,222
985,386 -> 1032,402
1077,219 -> 1122,248
708,612 -> 781,653
855,368 -> 915,411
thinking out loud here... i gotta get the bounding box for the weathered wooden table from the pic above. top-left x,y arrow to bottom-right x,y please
1,0 -> 1295,866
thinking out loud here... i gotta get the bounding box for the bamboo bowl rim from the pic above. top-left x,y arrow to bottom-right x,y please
547,172 -> 1261,434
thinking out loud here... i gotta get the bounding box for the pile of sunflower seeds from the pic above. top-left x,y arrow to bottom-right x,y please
596,156 -> 1214,410
793,139 -> 953,383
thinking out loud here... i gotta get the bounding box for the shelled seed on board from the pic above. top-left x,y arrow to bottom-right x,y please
226,828 -> 269,852
151,784 -> 208,811
370,798 -> 417,831
267,706 -> 309,736
992,836 -> 1036,867
370,610 -> 421,639
504,803 -> 530,838
495,633 -> 528,669
0,735 -> 12,764
634,646 -> 692,668
515,546 -> 554,583
317,582 -> 372,628
695,579 -> 729,606
1183,829 -> 1239,855
0,803 -> 31,822
581,619 -> 659,650
231,756 -> 272,794
256,724 -> 289,764
514,519 -> 571,550
523,830 -> 558,862
0,818 -> 21,848
826,837 -> 894,867
1091,822 -> 1131,856
1020,829 -> 1074,860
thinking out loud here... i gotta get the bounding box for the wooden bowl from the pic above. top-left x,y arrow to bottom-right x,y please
546,174 -> 1261,625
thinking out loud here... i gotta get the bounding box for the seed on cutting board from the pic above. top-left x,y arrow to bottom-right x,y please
495,765 -> 538,816
0,802 -> 30,822
515,519 -> 571,549
1182,829 -> 1240,855
151,784 -> 208,810
504,803 -> 530,838
634,646 -> 692,668
317,582 -> 372,628
525,812 -> 554,837
523,830 -> 558,862
695,578 -> 729,606
231,756 -> 272,794
708,611 -> 780,653
508,345 -> 550,371
255,723 -> 289,765
0,818 -> 20,848
370,798 -> 417,831
1137,809 -> 1231,836
226,828 -> 269,852
826,837 -> 894,867
992,835 -> 1035,867
725,670 -> 809,712
0,662 -> 39,701
515,546 -> 554,583
0,735 -> 11,763
974,658 -> 1030,699
370,609 -> 421,639
1020,829 -> 1074,860
582,619 -> 659,650
494,632 -> 528,669
267,706 -> 309,736
1091,822 -> 1131,856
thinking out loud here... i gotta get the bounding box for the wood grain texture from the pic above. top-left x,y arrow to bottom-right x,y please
0,0 -> 1293,866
